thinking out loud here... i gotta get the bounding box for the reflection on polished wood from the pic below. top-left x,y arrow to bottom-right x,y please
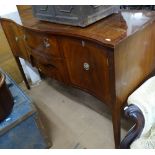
1,8 -> 155,148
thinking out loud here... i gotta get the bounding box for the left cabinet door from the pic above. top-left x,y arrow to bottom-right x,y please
0,18 -> 30,61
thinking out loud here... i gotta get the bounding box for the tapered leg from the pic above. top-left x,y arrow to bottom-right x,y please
15,57 -> 30,89
112,105 -> 121,149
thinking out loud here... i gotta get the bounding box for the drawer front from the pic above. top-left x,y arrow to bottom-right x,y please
24,29 -> 61,58
61,37 -> 112,104
31,55 -> 67,83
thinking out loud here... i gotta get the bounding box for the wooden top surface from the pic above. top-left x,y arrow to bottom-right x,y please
6,7 -> 155,48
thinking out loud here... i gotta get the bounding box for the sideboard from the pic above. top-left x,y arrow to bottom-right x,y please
1,10 -> 155,148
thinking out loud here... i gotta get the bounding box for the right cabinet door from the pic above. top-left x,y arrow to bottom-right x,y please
61,37 -> 112,105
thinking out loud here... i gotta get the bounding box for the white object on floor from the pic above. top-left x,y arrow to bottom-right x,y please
19,58 -> 41,86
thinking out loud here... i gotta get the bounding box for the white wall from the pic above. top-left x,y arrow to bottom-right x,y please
0,5 -> 17,15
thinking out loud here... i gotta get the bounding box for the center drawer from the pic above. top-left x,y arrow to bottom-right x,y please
24,29 -> 61,58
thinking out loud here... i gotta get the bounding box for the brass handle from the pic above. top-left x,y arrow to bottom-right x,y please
15,35 -> 26,42
43,63 -> 56,68
23,35 -> 27,41
83,62 -> 90,71
15,36 -> 19,42
43,38 -> 50,48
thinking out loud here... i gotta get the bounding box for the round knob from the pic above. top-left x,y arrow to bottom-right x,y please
43,37 -> 50,48
83,62 -> 90,71
23,35 -> 27,41
15,36 -> 19,42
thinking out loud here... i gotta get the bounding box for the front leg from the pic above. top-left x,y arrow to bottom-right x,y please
14,56 -> 30,89
112,105 -> 121,149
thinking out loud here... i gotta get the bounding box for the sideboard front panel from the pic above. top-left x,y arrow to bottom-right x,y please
60,37 -> 112,105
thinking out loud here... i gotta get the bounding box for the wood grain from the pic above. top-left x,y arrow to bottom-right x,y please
0,19 -> 29,61
115,20 -> 155,105
60,36 -> 113,107
15,7 -> 155,48
1,9 -> 155,148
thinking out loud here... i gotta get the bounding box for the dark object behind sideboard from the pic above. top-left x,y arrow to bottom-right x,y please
0,72 -> 14,121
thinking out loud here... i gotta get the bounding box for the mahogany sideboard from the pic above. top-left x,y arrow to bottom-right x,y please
1,10 -> 155,148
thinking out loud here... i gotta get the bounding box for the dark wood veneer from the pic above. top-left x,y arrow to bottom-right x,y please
1,9 -> 155,148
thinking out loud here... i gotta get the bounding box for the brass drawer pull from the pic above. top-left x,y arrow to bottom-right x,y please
23,35 -> 27,41
43,37 -> 50,48
43,63 -> 56,68
15,35 -> 26,42
83,62 -> 90,71
15,36 -> 19,42
38,63 -> 56,72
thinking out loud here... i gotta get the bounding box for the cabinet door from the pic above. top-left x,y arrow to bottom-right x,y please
0,19 -> 29,61
61,37 -> 112,105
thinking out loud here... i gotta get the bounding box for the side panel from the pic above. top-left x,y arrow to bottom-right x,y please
0,19 -> 29,61
115,21 -> 155,105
